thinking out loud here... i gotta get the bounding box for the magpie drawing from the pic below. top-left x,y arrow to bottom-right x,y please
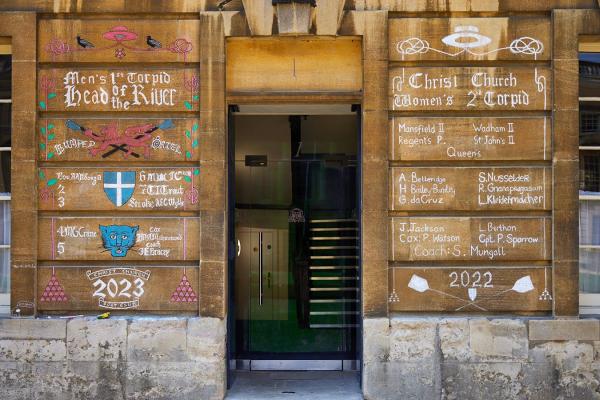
76,35 -> 94,49
146,36 -> 161,49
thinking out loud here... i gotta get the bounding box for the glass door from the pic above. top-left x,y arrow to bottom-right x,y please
230,110 -> 360,366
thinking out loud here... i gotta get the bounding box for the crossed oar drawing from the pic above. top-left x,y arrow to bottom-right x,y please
408,274 -> 535,312
65,119 -> 174,158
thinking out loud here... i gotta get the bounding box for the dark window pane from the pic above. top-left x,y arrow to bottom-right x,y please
580,103 -> 600,146
0,55 -> 10,100
580,52 -> 600,98
580,150 -> 600,193
0,151 -> 9,194
580,53 -> 600,146
0,104 -> 9,148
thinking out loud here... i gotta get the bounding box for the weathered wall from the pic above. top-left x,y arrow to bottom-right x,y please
363,317 -> 600,400
2,316 -> 599,400
0,317 -> 226,400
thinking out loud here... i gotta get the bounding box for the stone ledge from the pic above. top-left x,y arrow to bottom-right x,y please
529,319 -> 600,341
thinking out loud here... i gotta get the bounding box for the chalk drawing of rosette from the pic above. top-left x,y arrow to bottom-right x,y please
396,25 -> 544,60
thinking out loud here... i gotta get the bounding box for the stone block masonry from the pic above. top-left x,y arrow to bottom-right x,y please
0,317 -> 226,400
363,317 -> 600,400
1,316 -> 599,399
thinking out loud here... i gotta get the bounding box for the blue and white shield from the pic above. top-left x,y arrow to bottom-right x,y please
103,171 -> 136,207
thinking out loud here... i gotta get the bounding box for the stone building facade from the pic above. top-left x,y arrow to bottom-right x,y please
0,1 -> 598,399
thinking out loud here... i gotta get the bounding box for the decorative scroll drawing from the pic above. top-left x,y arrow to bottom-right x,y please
40,267 -> 68,303
396,26 -> 544,60
87,267 -> 151,309
534,67 -> 547,110
402,273 -> 537,311
184,168 -> 200,205
45,26 -> 193,61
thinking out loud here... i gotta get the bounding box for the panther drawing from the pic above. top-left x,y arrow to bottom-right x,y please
99,225 -> 139,257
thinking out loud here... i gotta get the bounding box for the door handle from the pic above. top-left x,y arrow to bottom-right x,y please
267,272 -> 272,289
259,231 -> 263,306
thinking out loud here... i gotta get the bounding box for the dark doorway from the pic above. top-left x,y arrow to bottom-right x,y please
227,104 -> 361,372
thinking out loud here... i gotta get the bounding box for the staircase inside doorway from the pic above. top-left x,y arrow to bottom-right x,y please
309,218 -> 360,329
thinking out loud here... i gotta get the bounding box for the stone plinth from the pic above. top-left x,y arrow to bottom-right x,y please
0,317 -> 226,400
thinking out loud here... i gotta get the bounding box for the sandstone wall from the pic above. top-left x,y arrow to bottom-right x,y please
2,316 -> 599,399
0,317 -> 226,400
363,317 -> 600,400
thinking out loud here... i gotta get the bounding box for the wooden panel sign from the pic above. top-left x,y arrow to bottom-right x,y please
38,118 -> 201,162
390,67 -> 551,111
38,68 -> 200,112
39,19 -> 199,63
390,217 -> 551,261
390,17 -> 550,61
38,167 -> 200,211
38,217 -> 199,261
390,167 -> 551,211
388,267 -> 553,312
390,117 -> 551,161
37,266 -> 198,311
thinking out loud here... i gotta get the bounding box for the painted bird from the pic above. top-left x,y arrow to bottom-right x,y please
146,35 -> 161,49
76,35 -> 95,49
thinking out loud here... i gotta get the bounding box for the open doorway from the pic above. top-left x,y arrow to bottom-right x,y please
228,104 -> 361,372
